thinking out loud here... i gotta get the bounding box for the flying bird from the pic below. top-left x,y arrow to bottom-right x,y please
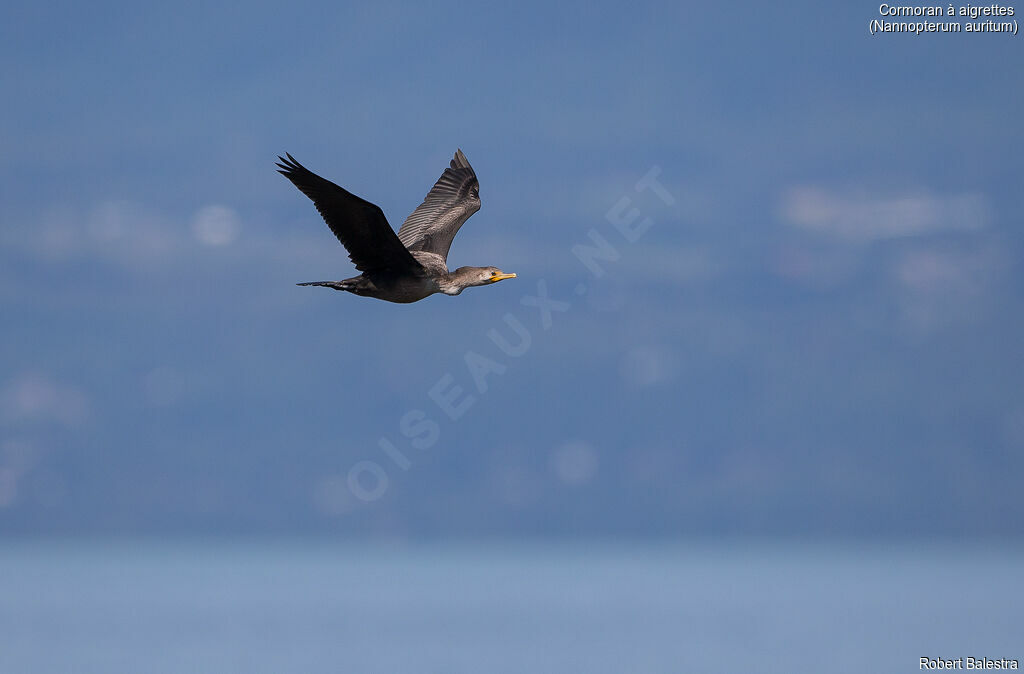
277,149 -> 515,303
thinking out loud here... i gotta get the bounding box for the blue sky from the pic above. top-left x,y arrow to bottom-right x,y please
1,1 -> 1022,536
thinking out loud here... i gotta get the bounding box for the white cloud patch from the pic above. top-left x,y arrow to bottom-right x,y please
192,205 -> 241,246
781,187 -> 989,242
17,200 -> 178,268
87,200 -> 178,264
550,441 -> 599,486
9,200 -> 244,271
0,373 -> 89,427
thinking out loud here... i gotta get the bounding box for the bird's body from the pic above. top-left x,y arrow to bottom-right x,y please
278,150 -> 515,303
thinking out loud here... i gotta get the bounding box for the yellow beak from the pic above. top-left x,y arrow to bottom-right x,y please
490,272 -> 517,283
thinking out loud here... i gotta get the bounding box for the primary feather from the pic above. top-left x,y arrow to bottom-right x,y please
397,148 -> 481,262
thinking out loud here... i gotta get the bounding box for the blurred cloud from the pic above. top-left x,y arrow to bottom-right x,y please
0,373 -> 89,427
770,243 -> 861,288
780,187 -> 990,243
895,247 -> 994,292
192,205 -> 241,246
493,465 -> 541,509
619,345 -> 680,387
312,474 -> 358,517
87,200 -> 179,263
15,200 -> 179,268
550,441 -> 599,486
893,245 -> 1006,334
10,200 -> 245,271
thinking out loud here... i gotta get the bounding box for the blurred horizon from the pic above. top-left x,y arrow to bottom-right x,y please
2,1 -> 1023,539
2,537 -> 1019,673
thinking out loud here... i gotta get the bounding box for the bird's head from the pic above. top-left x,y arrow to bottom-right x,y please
451,266 -> 517,290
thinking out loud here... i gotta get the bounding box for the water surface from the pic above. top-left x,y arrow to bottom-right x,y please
1,539 -> 1020,673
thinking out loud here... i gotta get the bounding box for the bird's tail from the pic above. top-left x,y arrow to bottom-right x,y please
297,281 -> 351,291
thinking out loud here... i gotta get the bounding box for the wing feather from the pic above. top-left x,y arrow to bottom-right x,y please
396,149 -> 482,261
277,154 -> 422,274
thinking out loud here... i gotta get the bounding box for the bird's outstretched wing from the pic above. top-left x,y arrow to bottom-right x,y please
397,149 -> 482,262
277,153 -> 422,274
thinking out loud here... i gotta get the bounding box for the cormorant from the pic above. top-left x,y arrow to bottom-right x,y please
277,149 -> 516,303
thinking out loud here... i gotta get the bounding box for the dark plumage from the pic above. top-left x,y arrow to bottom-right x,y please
277,150 -> 515,304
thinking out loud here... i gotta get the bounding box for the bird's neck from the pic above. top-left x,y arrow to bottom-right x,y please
438,272 -> 467,295
439,267 -> 484,295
